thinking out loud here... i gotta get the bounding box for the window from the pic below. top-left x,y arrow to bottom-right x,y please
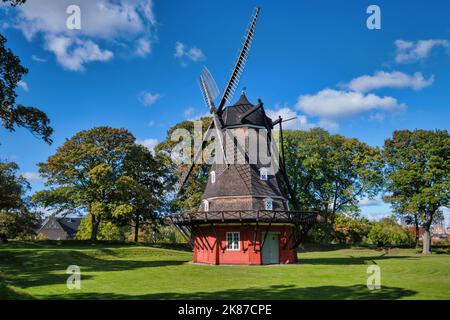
203,200 -> 209,212
260,167 -> 268,181
211,171 -> 216,184
226,232 -> 240,250
265,197 -> 273,210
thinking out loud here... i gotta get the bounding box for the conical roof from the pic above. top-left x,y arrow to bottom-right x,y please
220,93 -> 273,129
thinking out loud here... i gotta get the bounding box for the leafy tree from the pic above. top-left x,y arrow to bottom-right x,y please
365,217 -> 413,246
282,128 -> 384,243
0,160 -> 38,242
395,203 -> 422,248
33,127 -> 136,241
333,213 -> 371,244
1,30 -> 52,143
128,224 -> 186,243
0,160 -> 28,210
2,0 -> 26,6
155,117 -> 212,211
0,210 -> 38,242
76,214 -> 125,241
383,129 -> 450,254
118,144 -> 172,242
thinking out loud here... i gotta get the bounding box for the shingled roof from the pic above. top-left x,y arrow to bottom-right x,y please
220,93 -> 273,129
202,163 -> 284,198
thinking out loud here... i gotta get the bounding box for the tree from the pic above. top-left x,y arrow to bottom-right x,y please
2,0 -> 26,6
395,202 -> 422,248
155,117 -> 212,211
1,29 -> 52,144
0,160 -> 38,243
75,214 -> 125,241
365,217 -> 413,247
33,127 -> 136,241
333,212 -> 371,244
282,128 -> 384,243
383,129 -> 450,254
119,144 -> 172,242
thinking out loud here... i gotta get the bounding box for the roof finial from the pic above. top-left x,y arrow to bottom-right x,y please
242,86 -> 246,95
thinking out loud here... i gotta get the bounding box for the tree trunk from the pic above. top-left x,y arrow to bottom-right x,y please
414,216 -> 420,248
0,233 -> 8,244
422,227 -> 431,254
323,209 -> 331,244
90,214 -> 99,242
134,212 -> 140,243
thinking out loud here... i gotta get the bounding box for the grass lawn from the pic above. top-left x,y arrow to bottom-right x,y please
0,241 -> 448,300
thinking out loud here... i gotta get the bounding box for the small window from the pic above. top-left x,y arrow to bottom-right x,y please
265,197 -> 273,210
203,200 -> 209,212
260,168 -> 268,181
211,171 -> 216,184
226,232 -> 240,250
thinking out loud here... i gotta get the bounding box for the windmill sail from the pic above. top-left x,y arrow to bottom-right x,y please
217,7 -> 260,113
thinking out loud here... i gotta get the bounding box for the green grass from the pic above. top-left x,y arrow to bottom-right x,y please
0,241 -> 449,300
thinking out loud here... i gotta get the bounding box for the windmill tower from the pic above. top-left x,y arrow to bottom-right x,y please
169,7 -> 317,265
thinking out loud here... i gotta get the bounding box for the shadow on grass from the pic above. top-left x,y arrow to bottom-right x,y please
0,240 -> 192,252
298,254 -> 417,265
0,249 -> 187,292
45,284 -> 417,300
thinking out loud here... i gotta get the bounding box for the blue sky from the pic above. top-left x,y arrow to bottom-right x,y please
0,0 -> 449,223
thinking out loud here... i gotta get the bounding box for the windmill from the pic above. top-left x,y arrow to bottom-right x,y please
168,7 -> 318,265
176,7 -> 260,194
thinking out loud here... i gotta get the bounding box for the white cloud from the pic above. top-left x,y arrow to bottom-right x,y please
31,54 -> 46,62
296,89 -> 406,120
187,112 -> 211,121
369,112 -> 385,122
22,171 -> 44,182
174,41 -> 205,63
343,71 -> 434,93
148,120 -> 156,127
4,0 -> 157,71
138,91 -> 160,107
45,35 -> 113,71
395,39 -> 449,64
184,107 -> 195,119
266,107 -> 316,130
135,37 -> 151,56
137,138 -> 158,153
17,80 -> 29,92
359,197 -> 384,207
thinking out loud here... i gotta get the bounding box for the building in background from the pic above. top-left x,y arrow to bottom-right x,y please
36,215 -> 81,240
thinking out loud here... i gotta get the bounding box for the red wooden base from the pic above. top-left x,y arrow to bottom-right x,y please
192,224 -> 297,265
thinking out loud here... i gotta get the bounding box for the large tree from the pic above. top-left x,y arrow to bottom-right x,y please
1,5 -> 53,144
155,117 -> 212,211
33,127 -> 136,241
383,129 -> 450,254
2,0 -> 26,5
281,128 -> 384,243
119,144 -> 172,242
0,160 -> 38,243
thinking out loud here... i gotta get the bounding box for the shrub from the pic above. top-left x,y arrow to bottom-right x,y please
365,217 -> 413,246
35,233 -> 48,240
128,224 -> 186,243
333,214 -> 371,244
